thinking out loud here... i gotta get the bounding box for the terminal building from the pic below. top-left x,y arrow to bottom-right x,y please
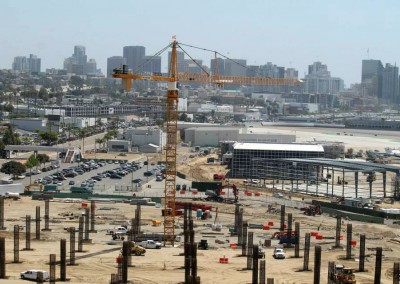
229,142 -> 325,179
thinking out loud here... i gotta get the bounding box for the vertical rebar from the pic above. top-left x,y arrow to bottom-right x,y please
346,223 -> 352,259
393,262 -> 400,284
122,241 -> 129,283
280,205 -> 285,232
314,245 -> 321,284
136,204 -> 141,235
129,218 -> 135,241
295,222 -> 300,258
303,233 -> 310,271
328,261 -> 335,284
25,215 -> 31,250
49,253 -> 56,284
35,206 -> 40,240
184,243 -> 191,284
90,200 -> 96,232
191,243 -> 198,281
110,274 -> 118,284
0,237 -> 5,279
247,232 -> 254,270
13,225 -> 19,263
242,221 -> 248,256
267,279 -> 274,284
69,227 -> 75,265
259,259 -> 266,284
359,234 -> 366,272
44,199 -> 50,231
237,208 -> 243,245
0,197 -> 5,230
234,204 -> 240,231
374,247 -> 382,284
287,213 -> 292,248
84,208 -> 90,241
60,239 -> 66,281
335,216 -> 342,248
78,216 -> 83,252
252,245 -> 259,284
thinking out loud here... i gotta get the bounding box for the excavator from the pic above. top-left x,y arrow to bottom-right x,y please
205,184 -> 238,203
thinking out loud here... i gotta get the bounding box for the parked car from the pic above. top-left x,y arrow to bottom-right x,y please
69,181 -> 75,185
273,247 -> 285,259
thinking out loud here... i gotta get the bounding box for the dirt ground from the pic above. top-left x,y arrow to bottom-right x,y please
0,195 -> 400,284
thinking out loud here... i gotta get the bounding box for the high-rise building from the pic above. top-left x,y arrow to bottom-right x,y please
123,46 -> 145,71
74,45 -> 87,65
143,56 -> 161,73
382,63 -> 399,104
304,62 -> 344,95
210,58 -> 225,75
12,56 -> 29,72
107,56 -> 126,78
85,59 -> 97,74
12,54 -> 41,74
285,68 -> 298,79
224,59 -> 247,76
361,59 -> 383,98
28,54 -> 41,74
184,59 -> 203,74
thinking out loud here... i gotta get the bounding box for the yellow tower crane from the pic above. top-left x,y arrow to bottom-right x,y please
113,40 -> 301,245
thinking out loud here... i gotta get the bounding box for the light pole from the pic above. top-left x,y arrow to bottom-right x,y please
146,156 -> 149,183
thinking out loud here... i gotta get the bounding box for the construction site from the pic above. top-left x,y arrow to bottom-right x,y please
1,40 -> 400,284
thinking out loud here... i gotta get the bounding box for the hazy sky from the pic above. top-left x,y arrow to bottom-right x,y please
1,0 -> 399,86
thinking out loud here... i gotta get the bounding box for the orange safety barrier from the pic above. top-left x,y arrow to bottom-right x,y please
246,192 -> 252,196
316,234 -> 323,240
191,191 -> 198,195
351,240 -> 357,246
180,190 -> 186,194
255,192 -> 261,196
230,244 -> 237,249
262,225 -> 270,230
81,203 -> 88,208
311,231 -> 318,237
268,221 -> 274,226
220,192 -> 226,195
219,257 -> 229,264
339,235 -> 343,240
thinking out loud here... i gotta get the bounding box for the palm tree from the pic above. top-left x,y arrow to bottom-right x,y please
77,128 -> 86,152
95,138 -> 104,151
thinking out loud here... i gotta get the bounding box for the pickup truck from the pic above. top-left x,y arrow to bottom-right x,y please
136,240 -> 162,249
107,226 -> 128,235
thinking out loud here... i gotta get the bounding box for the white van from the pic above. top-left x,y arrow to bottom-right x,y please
20,270 -> 50,281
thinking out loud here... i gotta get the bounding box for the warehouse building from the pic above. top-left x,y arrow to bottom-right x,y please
183,127 -> 295,147
230,142 -> 324,179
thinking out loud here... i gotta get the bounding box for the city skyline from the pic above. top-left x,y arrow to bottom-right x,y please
1,0 -> 400,86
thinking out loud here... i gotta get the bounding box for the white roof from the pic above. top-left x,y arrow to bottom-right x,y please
233,143 -> 324,152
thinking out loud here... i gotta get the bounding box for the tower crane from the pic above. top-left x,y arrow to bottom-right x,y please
112,40 -> 301,245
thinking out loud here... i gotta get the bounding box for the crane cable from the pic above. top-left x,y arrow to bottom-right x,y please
178,42 -> 250,71
176,43 -> 210,76
133,43 -> 172,74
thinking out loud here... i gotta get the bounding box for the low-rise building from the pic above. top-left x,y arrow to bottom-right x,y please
107,140 -> 130,152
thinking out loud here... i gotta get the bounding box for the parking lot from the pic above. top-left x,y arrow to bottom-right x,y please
20,159 -> 161,194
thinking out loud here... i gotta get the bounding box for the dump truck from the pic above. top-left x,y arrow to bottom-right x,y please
122,242 -> 146,256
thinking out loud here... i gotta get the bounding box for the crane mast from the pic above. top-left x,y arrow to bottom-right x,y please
164,41 -> 178,245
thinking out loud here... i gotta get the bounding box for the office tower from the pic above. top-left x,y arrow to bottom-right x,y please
361,59 -> 383,98
74,45 -> 87,65
123,46 -> 145,71
382,63 -> 399,104
285,68 -> 298,79
143,56 -> 161,73
224,59 -> 247,76
85,59 -> 97,74
107,56 -> 127,77
304,62 -> 344,95
184,59 -> 203,74
210,58 -> 225,75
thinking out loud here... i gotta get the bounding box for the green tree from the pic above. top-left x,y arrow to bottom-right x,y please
1,161 -> 26,179
36,153 -> 50,166
4,104 -> 14,112
2,125 -> 20,145
39,130 -> 58,144
38,87 -> 49,101
25,154 -> 39,180
69,76 -> 84,91
95,138 -> 104,150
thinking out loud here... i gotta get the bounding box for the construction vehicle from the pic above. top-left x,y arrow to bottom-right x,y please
112,39 -> 301,245
24,183 -> 43,193
121,242 -> 146,256
205,184 -> 238,203
300,205 -> 322,216
272,231 -> 298,244
334,265 -> 356,283
198,239 -> 209,250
